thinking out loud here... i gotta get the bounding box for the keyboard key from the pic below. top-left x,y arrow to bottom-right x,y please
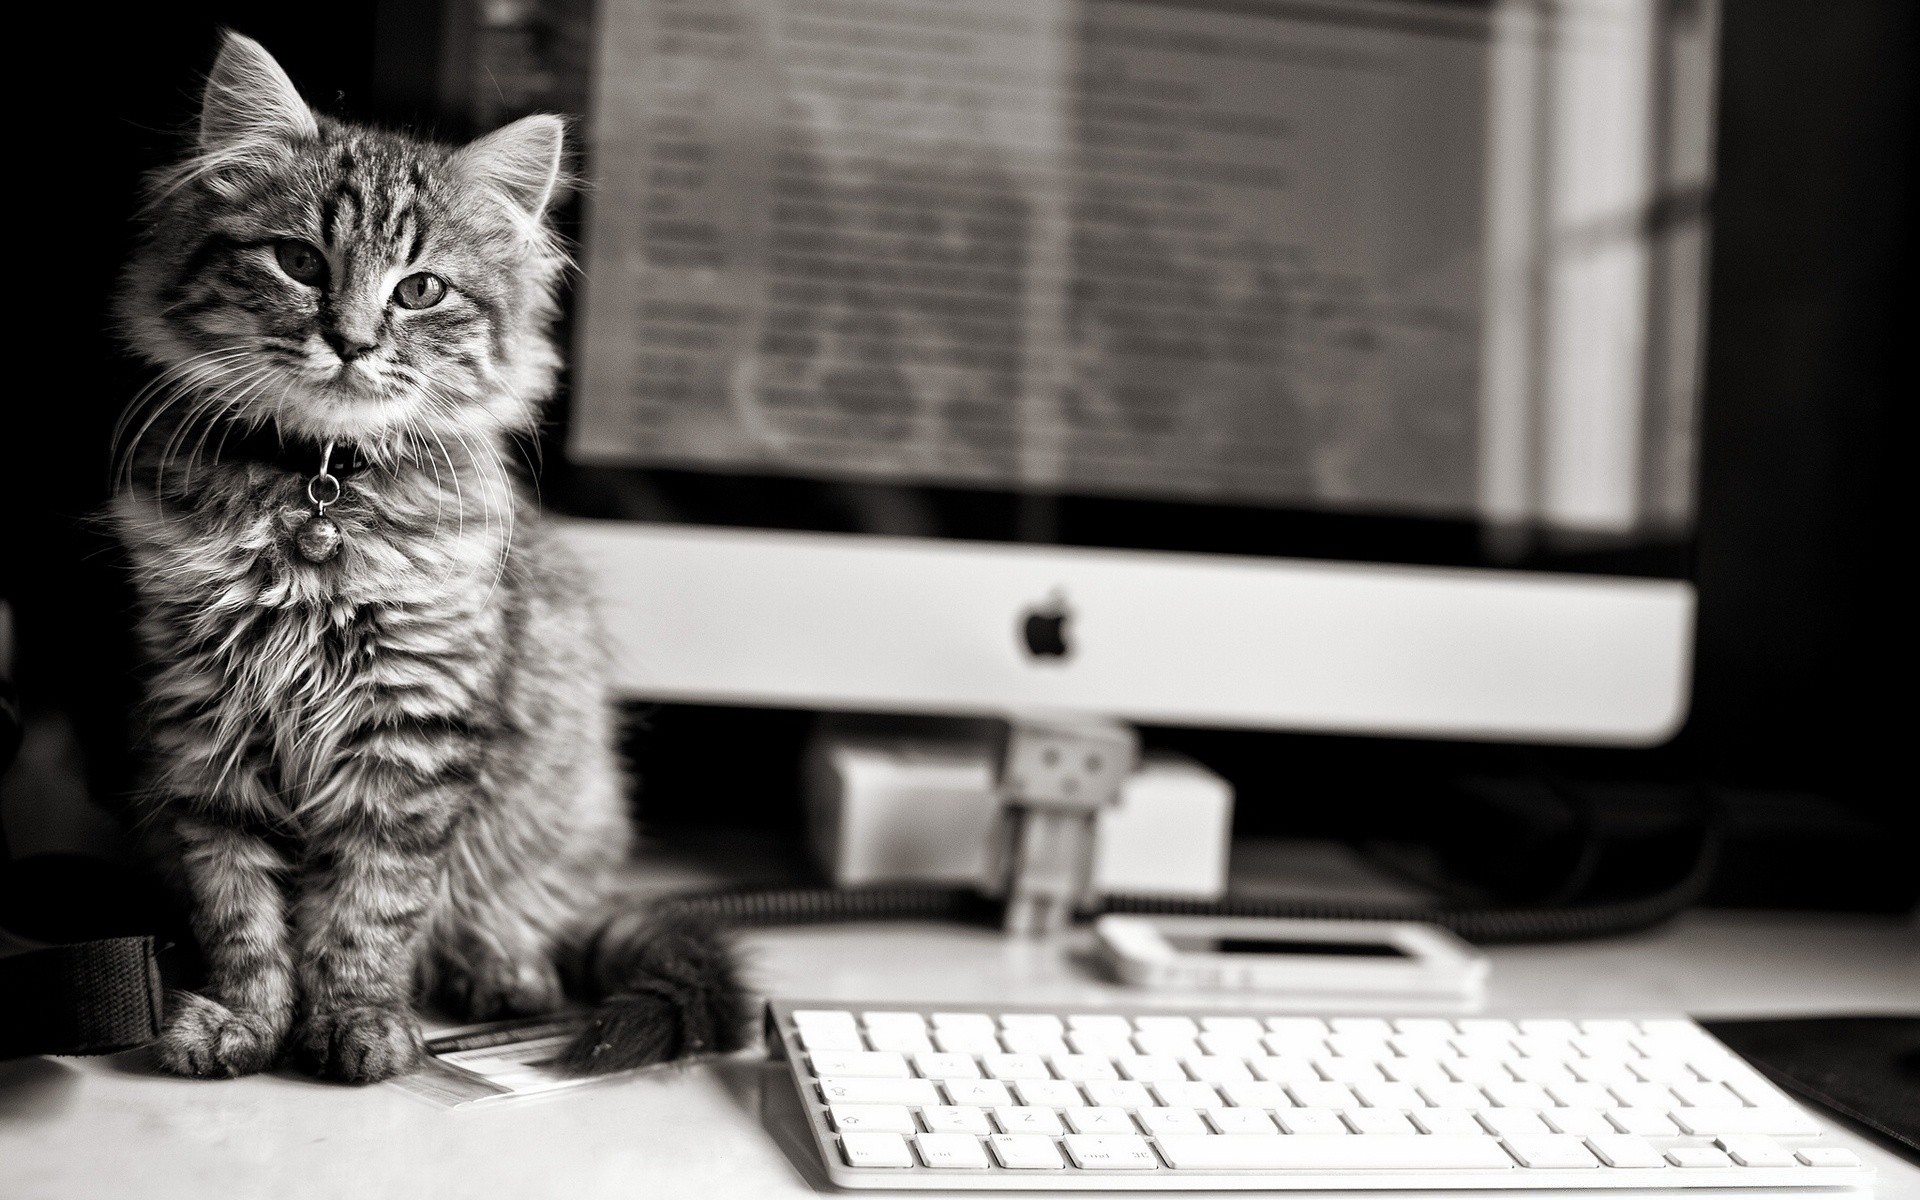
1326,1033 -> 1392,1058
1411,1108 -> 1484,1135
942,1079 -> 1011,1106
1797,1147 -> 1861,1168
1186,1055 -> 1254,1083
1506,1057 -> 1574,1085
1586,1134 -> 1665,1168
1569,1059 -> 1634,1085
998,1014 -> 1065,1037
1136,1106 -> 1208,1136
987,1134 -> 1065,1170
1068,1029 -> 1135,1057
1343,1107 -> 1415,1134
1609,1082 -> 1676,1108
1518,1019 -> 1580,1038
992,1105 -> 1063,1136
1115,1054 -> 1186,1082
1667,1146 -> 1733,1167
793,1008 -> 856,1027
1478,1109 -> 1549,1138
840,1131 -> 913,1168
862,1012 -> 926,1035
1503,1134 -> 1600,1169
1717,1135 -> 1797,1167
811,1050 -> 909,1078
1394,1018 -> 1457,1035
865,1027 -> 935,1054
1152,1080 -> 1221,1108
828,1104 -> 916,1134
1578,1019 -> 1639,1038
1540,1108 -> 1610,1137
1068,1014 -> 1133,1036
1452,1034 -> 1516,1060
1670,1080 -> 1742,1108
912,1052 -> 979,1080
1265,1017 -> 1330,1036
1082,1079 -> 1152,1109
1064,1106 -> 1136,1134
1134,1031 -> 1201,1058
1275,1107 -> 1349,1135
1605,1107 -> 1678,1136
1201,1016 -> 1267,1037
1263,1031 -> 1326,1056
920,1105 -> 991,1134
1670,1107 -> 1818,1136
1379,1057 -> 1449,1085
1390,1034 -> 1455,1059
1314,1056 -> 1384,1084
1157,1134 -> 1515,1170
1459,1019 -> 1519,1037
1199,1030 -> 1265,1057
1444,1057 -> 1511,1084
1133,1016 -> 1198,1038
933,1027 -> 1001,1055
1207,1107 -> 1278,1134
795,1021 -> 865,1053
1289,1081 -> 1358,1109
914,1132 -> 990,1169
1012,1079 -> 1082,1108
1220,1080 -> 1290,1109
1628,1057 -> 1694,1084
1049,1054 -> 1118,1081
999,1030 -> 1069,1057
1248,1055 -> 1318,1083
981,1053 -> 1050,1081
1062,1134 -> 1159,1170
1546,1082 -> 1615,1109
931,1012 -> 996,1036
1331,1017 -> 1395,1038
1352,1081 -> 1422,1109
1417,1082 -> 1487,1109
819,1077 -> 940,1105
1484,1081 -> 1553,1109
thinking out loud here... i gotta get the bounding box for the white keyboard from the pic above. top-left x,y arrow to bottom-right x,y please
765,1001 -> 1872,1190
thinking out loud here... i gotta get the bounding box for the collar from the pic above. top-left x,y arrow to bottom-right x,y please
217,420 -> 372,480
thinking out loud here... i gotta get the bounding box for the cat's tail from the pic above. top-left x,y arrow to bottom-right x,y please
557,904 -> 751,1075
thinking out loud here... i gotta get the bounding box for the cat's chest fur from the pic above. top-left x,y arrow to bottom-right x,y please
117,460 -> 516,822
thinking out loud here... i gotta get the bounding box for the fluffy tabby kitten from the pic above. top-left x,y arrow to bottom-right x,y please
110,32 -> 745,1083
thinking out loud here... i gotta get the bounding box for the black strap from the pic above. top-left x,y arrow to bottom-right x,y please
0,936 -> 162,1058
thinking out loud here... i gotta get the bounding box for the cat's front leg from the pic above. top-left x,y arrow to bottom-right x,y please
290,779 -> 462,1083
155,815 -> 298,1078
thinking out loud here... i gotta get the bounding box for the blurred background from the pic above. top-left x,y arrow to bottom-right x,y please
5,0 -> 1914,941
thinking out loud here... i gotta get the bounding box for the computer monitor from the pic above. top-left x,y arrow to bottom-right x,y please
449,0 -> 1715,746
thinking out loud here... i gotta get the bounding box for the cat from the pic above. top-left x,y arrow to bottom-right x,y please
108,31 -> 745,1083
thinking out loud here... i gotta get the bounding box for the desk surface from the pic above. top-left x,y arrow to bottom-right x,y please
4,909 -> 1916,1200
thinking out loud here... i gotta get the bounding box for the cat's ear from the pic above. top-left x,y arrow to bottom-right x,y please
199,31 -> 317,154
459,114 -> 567,221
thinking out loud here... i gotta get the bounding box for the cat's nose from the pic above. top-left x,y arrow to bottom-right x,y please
323,329 -> 378,362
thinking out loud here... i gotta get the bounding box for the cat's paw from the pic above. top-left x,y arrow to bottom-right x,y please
294,1004 -> 424,1084
152,991 -> 284,1079
438,952 -> 564,1022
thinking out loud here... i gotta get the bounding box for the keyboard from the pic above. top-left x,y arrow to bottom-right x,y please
765,1000 -> 1872,1190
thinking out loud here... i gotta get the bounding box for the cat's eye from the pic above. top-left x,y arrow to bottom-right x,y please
393,272 -> 448,310
274,239 -> 326,285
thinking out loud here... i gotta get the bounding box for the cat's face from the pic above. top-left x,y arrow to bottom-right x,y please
119,33 -> 567,452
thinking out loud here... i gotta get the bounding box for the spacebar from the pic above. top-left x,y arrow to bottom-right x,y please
1156,1135 -> 1516,1171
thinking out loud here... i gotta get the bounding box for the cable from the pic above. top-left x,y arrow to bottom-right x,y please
652,807 -> 1721,946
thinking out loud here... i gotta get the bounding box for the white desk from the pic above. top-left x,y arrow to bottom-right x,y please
3,910 -> 1916,1200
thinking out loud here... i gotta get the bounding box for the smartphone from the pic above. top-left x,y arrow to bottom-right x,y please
1093,915 -> 1487,1000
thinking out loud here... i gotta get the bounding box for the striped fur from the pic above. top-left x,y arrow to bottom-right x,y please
111,33 -> 741,1083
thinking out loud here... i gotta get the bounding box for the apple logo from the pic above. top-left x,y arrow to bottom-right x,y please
1021,591 -> 1071,660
